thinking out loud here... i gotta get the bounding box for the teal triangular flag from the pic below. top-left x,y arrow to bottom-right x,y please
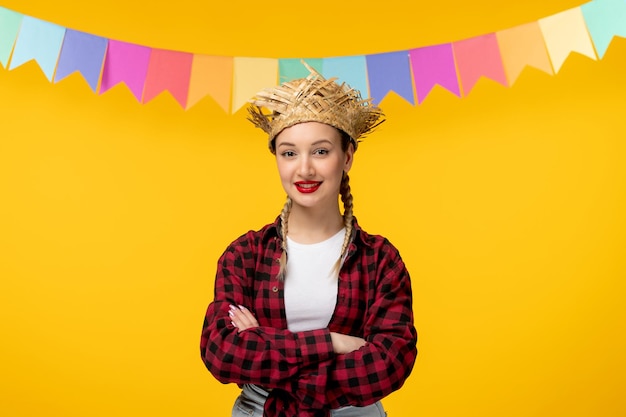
0,7 -> 23,68
582,0 -> 626,58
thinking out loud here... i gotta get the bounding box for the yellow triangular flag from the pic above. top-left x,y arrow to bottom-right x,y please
232,57 -> 278,114
539,7 -> 597,73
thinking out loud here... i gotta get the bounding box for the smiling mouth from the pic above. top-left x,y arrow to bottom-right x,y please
295,181 -> 321,193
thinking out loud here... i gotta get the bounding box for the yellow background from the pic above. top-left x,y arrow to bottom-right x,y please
1,0 -> 625,416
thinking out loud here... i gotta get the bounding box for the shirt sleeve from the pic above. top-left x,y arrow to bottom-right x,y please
200,235 -> 335,387
285,242 -> 418,410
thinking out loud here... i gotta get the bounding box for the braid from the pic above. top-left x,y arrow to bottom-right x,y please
334,172 -> 354,275
278,196 -> 292,281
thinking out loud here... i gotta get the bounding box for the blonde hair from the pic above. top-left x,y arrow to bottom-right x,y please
277,171 -> 354,281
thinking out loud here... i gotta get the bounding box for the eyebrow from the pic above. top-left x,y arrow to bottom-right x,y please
276,139 -> 334,148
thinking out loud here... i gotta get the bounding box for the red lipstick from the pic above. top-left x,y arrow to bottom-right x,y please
295,181 -> 321,193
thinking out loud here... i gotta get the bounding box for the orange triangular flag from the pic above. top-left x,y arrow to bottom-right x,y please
187,55 -> 233,112
496,22 -> 554,85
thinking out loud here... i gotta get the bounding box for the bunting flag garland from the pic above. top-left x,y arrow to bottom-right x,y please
0,6 -> 21,67
142,49 -> 193,107
495,22 -> 554,85
279,58 -> 323,82
539,7 -> 598,73
54,30 -> 107,92
321,56 -> 369,103
581,0 -> 626,59
452,33 -> 508,95
232,57 -> 278,114
410,44 -> 461,103
187,54 -> 233,112
99,40 -> 151,101
366,51 -> 415,105
0,0 -> 624,113
9,16 -> 65,81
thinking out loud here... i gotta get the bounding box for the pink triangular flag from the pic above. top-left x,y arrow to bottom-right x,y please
452,33 -> 508,95
99,40 -> 151,102
142,48 -> 193,108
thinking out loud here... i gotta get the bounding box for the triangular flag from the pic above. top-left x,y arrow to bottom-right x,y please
366,51 -> 414,105
322,56 -> 369,99
581,0 -> 626,59
409,44 -> 460,103
9,16 -> 65,81
232,57 -> 278,113
539,7 -> 597,73
496,22 -> 554,85
452,33 -> 508,95
187,54 -> 233,112
142,48 -> 193,108
54,29 -> 107,92
0,7 -> 22,68
99,40 -> 151,102
279,58 -> 323,82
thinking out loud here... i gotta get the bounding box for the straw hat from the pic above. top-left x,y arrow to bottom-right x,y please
247,61 -> 385,153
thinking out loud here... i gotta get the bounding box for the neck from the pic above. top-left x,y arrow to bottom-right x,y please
287,204 -> 344,244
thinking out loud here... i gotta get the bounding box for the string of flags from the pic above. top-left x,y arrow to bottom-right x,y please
0,0 -> 625,113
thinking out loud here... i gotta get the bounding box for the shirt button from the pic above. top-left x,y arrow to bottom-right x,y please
275,258 -> 281,263
272,286 -> 279,293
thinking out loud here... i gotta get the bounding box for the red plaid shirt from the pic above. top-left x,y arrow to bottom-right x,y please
200,217 -> 417,417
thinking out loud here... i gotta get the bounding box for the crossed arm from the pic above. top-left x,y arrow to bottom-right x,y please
228,304 -> 367,354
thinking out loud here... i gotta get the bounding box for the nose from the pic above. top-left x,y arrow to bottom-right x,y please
298,155 -> 314,177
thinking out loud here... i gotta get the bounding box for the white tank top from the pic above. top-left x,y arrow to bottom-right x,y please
284,228 -> 345,332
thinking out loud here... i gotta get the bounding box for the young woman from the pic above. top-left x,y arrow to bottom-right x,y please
200,64 -> 418,417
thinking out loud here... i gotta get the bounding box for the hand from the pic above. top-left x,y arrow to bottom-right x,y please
229,304 -> 259,332
330,332 -> 367,354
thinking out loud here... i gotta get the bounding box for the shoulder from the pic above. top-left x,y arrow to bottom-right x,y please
224,217 -> 280,253
350,220 -> 411,288
353,218 -> 402,255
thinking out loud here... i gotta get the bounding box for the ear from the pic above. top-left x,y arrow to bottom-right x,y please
343,141 -> 355,173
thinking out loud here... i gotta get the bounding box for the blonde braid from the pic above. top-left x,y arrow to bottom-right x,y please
334,172 -> 354,275
278,196 -> 292,281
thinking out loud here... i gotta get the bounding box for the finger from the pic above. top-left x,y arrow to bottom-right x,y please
236,310 -> 257,330
237,306 -> 259,327
228,305 -> 244,329
228,305 -> 257,331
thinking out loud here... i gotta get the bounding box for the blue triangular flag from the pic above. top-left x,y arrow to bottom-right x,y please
55,29 -> 108,92
366,51 -> 415,105
9,16 -> 66,81
322,56 -> 369,99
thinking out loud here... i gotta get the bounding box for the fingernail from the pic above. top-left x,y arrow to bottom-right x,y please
231,321 -> 237,327
228,311 -> 235,317
238,305 -> 246,311
229,304 -> 237,311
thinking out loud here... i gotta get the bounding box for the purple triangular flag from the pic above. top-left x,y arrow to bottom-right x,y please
366,51 -> 414,105
55,30 -> 108,92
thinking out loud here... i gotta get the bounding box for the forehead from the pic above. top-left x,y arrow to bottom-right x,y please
274,122 -> 342,146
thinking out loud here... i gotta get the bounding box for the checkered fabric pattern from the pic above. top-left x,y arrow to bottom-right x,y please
200,217 -> 418,417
